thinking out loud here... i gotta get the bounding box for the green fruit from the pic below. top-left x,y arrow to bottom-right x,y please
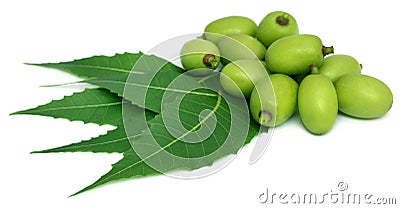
265,34 -> 334,75
204,16 -> 257,44
180,39 -> 220,76
217,34 -> 266,64
298,70 -> 338,134
256,11 -> 299,48
319,54 -> 362,82
335,74 -> 393,118
250,74 -> 298,127
220,59 -> 267,98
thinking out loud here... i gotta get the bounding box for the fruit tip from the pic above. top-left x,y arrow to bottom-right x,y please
276,13 -> 290,26
323,46 -> 334,56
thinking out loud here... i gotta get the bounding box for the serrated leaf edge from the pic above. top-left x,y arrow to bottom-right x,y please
10,88 -> 127,126
24,52 -> 146,77
30,127 -> 128,154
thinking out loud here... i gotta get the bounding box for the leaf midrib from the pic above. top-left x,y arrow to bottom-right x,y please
35,63 -> 145,75
13,102 -> 124,114
92,79 -> 219,97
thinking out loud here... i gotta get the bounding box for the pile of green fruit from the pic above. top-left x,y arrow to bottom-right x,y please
179,11 -> 393,135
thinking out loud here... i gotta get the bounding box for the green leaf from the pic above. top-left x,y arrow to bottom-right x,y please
26,52 -> 188,116
27,52 -> 186,113
73,105 -> 260,196
11,88 -> 135,126
70,55 -> 263,195
22,52 -> 264,196
27,52 -> 144,79
12,88 -> 155,154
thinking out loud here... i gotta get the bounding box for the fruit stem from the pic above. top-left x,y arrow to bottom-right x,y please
258,110 -> 272,126
203,54 -> 218,68
322,46 -> 334,56
309,64 -> 319,74
276,13 -> 290,26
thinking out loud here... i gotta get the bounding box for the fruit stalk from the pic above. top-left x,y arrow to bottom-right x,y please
276,13 -> 290,26
203,54 -> 219,68
322,46 -> 334,56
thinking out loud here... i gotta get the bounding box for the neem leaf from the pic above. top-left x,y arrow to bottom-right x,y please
11,88 -> 132,126
27,52 -> 144,79
20,52 -> 264,196
72,96 -> 260,196
28,52 -> 186,113
13,88 -> 155,154
70,56 -> 263,195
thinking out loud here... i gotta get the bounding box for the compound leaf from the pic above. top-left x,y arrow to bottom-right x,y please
70,55 -> 263,195
18,53 -> 264,196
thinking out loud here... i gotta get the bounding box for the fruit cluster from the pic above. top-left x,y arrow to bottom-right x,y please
180,11 -> 393,134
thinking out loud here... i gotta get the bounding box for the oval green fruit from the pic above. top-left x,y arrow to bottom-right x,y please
180,39 -> 220,76
220,59 -> 267,98
298,73 -> 338,134
204,16 -> 257,44
319,54 -> 362,82
265,34 -> 334,75
256,11 -> 299,48
217,33 -> 266,64
335,74 -> 393,118
250,74 -> 298,127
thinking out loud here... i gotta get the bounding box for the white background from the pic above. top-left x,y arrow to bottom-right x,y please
1,0 -> 399,208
